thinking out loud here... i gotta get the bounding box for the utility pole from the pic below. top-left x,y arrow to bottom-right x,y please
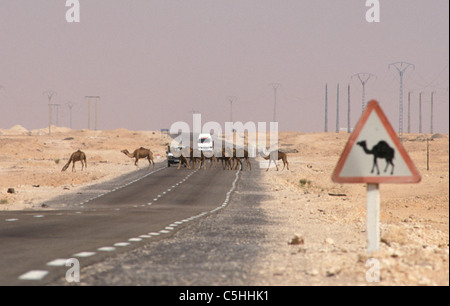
347,84 -> 351,133
430,91 -> 435,134
270,83 -> 281,122
67,102 -> 74,129
52,104 -> 61,126
85,96 -> 100,130
407,91 -> 412,133
336,83 -> 340,133
351,73 -> 376,113
389,62 -> 415,142
227,96 -> 237,122
324,83 -> 328,132
419,92 -> 423,133
43,90 -> 57,135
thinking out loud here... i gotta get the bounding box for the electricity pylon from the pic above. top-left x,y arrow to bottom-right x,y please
389,61 -> 415,142
351,73 -> 376,113
270,83 -> 281,122
43,90 -> 57,135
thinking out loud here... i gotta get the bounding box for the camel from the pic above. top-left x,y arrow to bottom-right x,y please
176,147 -> 206,170
177,154 -> 191,169
199,151 -> 217,170
177,147 -> 196,170
234,148 -> 251,171
121,147 -> 155,169
61,150 -> 87,172
217,147 -> 234,170
356,140 -> 395,175
260,150 -> 289,171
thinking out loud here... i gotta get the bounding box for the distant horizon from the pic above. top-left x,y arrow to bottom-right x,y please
1,123 -> 448,137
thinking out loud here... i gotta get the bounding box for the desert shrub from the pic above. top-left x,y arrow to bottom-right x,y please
299,178 -> 311,187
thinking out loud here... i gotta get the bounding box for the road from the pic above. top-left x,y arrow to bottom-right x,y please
0,163 -> 240,285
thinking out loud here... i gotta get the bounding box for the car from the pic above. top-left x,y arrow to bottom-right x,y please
166,145 -> 181,167
197,133 -> 214,152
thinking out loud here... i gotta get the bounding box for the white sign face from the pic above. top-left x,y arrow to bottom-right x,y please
332,100 -> 421,184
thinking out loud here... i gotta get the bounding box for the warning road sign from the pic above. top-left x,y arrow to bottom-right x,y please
332,100 -> 421,184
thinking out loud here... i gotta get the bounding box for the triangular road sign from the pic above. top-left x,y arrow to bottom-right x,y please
332,100 -> 421,184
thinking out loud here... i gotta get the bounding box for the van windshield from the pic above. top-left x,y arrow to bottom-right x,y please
200,138 -> 211,144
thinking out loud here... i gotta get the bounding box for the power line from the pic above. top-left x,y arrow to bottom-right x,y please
85,96 -> 100,130
324,83 -> 328,132
226,96 -> 237,122
430,91 -> 435,134
419,92 -> 423,133
351,73 -> 376,113
43,90 -> 57,135
67,102 -> 75,129
347,84 -> 351,133
269,83 -> 281,122
389,61 -> 415,142
407,91 -> 412,133
336,83 -> 339,133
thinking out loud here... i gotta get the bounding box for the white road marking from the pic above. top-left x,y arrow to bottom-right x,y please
114,242 -> 130,247
73,252 -> 96,257
19,270 -> 49,281
97,247 -> 116,252
5,218 -> 19,222
46,259 -> 68,266
128,238 -> 142,242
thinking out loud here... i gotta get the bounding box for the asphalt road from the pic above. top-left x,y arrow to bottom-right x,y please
0,163 -> 240,285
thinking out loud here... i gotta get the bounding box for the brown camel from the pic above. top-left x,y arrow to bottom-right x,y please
217,147 -> 234,170
261,150 -> 289,171
177,147 -> 195,170
121,147 -> 155,169
234,148 -> 251,171
197,151 -> 217,170
61,150 -> 87,172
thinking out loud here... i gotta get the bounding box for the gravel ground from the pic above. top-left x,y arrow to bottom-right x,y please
51,159 -> 449,286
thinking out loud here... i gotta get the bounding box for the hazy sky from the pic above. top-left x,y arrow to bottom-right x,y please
0,0 -> 448,133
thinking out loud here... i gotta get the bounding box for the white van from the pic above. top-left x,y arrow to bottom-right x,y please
197,133 -> 214,152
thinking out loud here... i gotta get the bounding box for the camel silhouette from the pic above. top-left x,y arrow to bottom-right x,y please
356,140 -> 395,175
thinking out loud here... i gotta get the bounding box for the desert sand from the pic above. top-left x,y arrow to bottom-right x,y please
0,125 -> 448,285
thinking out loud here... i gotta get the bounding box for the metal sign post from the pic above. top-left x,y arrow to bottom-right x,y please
366,183 -> 380,253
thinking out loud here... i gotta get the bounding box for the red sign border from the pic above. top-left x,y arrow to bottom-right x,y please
332,100 -> 422,184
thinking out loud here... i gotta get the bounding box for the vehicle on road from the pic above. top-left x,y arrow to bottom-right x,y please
198,133 -> 214,152
167,146 -> 181,167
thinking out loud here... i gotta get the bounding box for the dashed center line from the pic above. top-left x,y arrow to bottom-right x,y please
13,167 -> 239,284
18,270 -> 49,281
